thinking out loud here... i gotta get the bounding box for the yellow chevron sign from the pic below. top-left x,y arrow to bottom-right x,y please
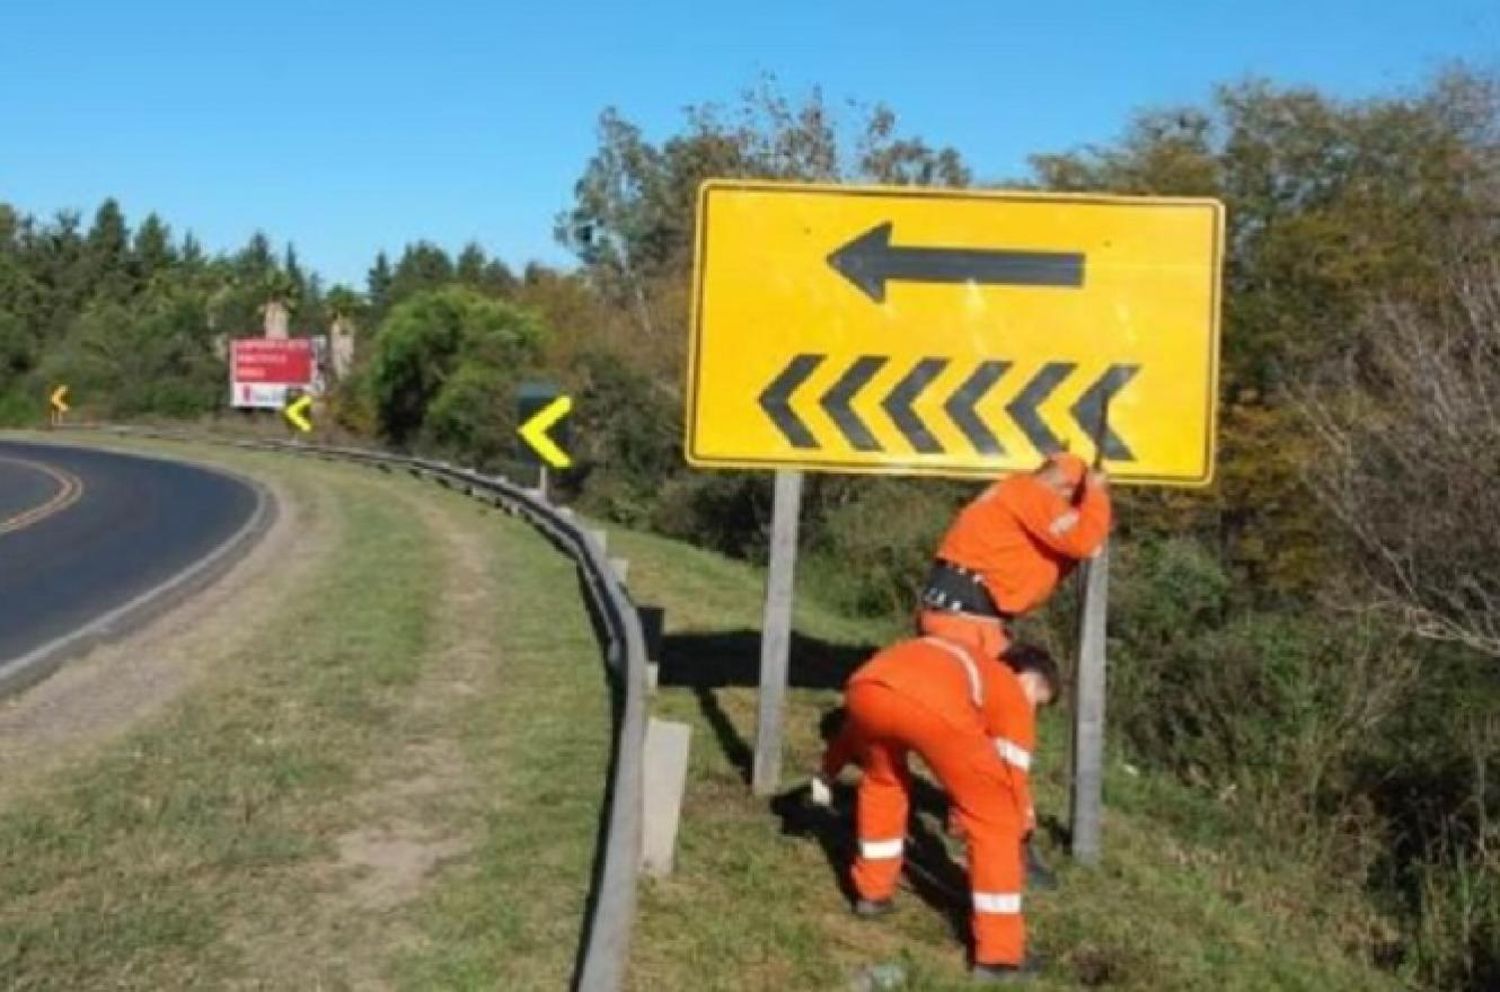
518,394 -> 573,469
686,181 -> 1225,486
283,394 -> 313,433
50,385 -> 69,414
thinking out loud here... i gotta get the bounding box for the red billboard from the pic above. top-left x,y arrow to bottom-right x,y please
230,339 -> 316,409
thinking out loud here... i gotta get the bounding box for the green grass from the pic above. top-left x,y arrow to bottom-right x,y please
606,525 -> 1403,991
390,498 -> 611,990
0,441 -> 612,990
0,433 -> 1406,989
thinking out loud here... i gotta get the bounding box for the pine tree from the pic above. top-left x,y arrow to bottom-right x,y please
237,232 -> 275,284
132,213 -> 175,291
456,242 -> 487,286
86,198 -> 132,301
367,251 -> 393,325
390,242 -> 454,304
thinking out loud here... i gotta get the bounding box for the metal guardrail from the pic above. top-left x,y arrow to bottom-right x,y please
66,427 -> 646,992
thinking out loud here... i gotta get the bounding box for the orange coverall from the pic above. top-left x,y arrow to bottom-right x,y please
919,454 -> 1111,658
822,636 -> 1037,967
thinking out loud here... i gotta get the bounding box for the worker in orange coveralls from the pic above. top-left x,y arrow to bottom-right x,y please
814,638 -> 1061,983
917,452 -> 1111,659
918,452 -> 1111,890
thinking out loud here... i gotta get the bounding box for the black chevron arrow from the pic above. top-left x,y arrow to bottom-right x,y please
828,222 -> 1086,304
759,353 -> 823,449
944,361 -> 1010,456
821,356 -> 887,452
1069,364 -> 1140,461
1006,362 -> 1075,456
882,358 -> 948,453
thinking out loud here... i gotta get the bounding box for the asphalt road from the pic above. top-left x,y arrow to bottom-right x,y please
0,439 -> 264,689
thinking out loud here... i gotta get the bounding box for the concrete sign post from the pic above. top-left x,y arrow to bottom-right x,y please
1069,540 -> 1111,864
752,469 -> 803,795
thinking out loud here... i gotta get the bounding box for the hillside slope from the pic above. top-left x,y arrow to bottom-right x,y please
610,526 -> 1400,991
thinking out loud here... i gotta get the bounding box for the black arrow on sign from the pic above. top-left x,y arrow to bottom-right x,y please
1069,364 -> 1140,461
882,358 -> 949,453
821,355 -> 888,452
944,360 -> 1011,456
827,222 -> 1086,304
759,353 -> 823,449
1006,362 -> 1076,456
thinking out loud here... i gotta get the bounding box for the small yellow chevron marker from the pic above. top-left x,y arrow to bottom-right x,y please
50,385 -> 69,414
518,395 -> 573,469
284,394 -> 313,433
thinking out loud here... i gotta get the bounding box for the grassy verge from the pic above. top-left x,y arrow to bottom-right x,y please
607,525 -> 1401,991
390,492 -> 611,990
0,441 -> 611,989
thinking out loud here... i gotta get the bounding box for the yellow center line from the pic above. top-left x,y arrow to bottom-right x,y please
0,456 -> 86,536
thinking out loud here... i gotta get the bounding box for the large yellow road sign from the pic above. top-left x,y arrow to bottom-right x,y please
686,181 -> 1225,485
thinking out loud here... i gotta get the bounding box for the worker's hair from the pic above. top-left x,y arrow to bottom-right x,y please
1033,458 -> 1084,499
1004,644 -> 1062,698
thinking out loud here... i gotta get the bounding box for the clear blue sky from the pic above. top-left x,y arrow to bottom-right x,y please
3,1 -> 1495,287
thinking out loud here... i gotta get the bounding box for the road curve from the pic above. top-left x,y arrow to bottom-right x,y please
0,438 -> 270,694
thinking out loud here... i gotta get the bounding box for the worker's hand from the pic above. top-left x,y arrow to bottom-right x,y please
809,775 -> 833,808
1025,805 -> 1037,835
1087,467 -> 1110,492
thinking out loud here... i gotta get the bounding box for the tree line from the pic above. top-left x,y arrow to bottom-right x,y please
1,70 -> 1497,988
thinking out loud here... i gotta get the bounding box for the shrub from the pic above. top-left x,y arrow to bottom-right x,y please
367,286 -> 544,445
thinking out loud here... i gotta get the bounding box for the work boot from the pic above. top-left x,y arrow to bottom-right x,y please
971,955 -> 1043,983
852,897 -> 895,918
1025,840 -> 1058,891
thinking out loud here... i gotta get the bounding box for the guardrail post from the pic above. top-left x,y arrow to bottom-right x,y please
641,717 -> 692,877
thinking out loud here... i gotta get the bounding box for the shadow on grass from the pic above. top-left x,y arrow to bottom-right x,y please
666,628 -> 876,789
667,625 -> 974,947
659,628 -> 877,691
768,783 -> 972,947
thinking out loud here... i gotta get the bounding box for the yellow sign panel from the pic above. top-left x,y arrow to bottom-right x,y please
686,181 -> 1224,485
283,394 -> 313,433
518,394 -> 574,470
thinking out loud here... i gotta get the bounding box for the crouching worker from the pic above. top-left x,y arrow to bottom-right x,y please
815,637 -> 1061,983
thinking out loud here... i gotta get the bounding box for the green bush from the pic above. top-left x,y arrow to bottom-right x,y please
648,471 -> 770,558
422,360 -> 514,466
367,286 -> 544,445
804,477 -> 967,618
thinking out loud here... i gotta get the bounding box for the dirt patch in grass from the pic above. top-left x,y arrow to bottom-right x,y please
337,827 -> 470,912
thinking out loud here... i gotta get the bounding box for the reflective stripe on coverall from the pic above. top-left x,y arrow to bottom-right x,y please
917,453 -> 1111,655
821,636 -> 1037,967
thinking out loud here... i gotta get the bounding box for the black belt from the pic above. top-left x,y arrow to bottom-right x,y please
920,560 -> 1012,620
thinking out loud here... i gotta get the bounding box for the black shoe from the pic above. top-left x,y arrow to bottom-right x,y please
1026,841 -> 1059,891
852,897 -> 895,918
971,956 -> 1043,983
